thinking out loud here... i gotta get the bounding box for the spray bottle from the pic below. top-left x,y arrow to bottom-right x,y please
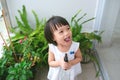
61,53 -> 70,80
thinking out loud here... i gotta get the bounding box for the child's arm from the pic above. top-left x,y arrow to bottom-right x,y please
48,50 -> 60,67
69,48 -> 82,66
48,49 -> 70,69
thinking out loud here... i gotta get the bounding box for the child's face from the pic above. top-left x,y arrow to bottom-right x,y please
53,25 -> 72,46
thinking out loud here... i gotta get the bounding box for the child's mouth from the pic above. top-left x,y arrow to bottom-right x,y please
64,37 -> 71,42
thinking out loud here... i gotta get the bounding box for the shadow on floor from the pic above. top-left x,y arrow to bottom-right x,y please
34,62 -> 100,80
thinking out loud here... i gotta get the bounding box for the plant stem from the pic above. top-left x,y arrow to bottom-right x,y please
2,9 -> 18,62
0,32 -> 9,49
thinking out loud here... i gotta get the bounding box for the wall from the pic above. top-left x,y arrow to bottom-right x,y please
6,0 -> 98,32
95,0 -> 120,47
112,8 -> 120,39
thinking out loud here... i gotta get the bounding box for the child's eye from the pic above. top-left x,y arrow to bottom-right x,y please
59,31 -> 63,33
67,27 -> 70,30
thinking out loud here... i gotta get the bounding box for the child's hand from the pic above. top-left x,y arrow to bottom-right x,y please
59,57 -> 72,70
64,62 -> 72,70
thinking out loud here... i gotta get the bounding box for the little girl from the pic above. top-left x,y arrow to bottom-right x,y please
44,16 -> 82,80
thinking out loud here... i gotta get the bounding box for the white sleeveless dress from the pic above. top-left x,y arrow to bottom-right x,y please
47,41 -> 82,80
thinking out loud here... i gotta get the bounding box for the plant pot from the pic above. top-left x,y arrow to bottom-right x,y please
81,55 -> 91,64
33,65 -> 49,80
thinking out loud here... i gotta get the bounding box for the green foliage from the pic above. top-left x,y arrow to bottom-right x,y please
6,61 -> 32,80
10,5 -> 48,66
0,5 -> 48,80
14,5 -> 33,35
70,10 -> 103,77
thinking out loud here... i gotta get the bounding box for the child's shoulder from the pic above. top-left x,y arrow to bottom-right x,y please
70,41 -> 80,51
72,41 -> 80,46
48,43 -> 55,48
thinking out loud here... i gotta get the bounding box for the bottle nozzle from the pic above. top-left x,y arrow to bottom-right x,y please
64,53 -> 68,62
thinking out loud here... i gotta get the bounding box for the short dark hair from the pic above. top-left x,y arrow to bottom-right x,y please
44,16 -> 70,45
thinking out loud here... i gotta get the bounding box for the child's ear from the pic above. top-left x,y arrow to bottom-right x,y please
53,39 -> 56,42
53,35 -> 56,41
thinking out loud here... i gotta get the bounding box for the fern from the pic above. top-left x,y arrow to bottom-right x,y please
32,10 -> 40,29
15,5 -> 33,35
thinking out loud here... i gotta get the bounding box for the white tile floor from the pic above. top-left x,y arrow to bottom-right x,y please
96,37 -> 120,80
34,62 -> 101,80
77,62 -> 100,80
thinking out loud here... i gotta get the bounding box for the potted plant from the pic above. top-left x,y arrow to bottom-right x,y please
0,5 -> 48,80
70,10 -> 103,76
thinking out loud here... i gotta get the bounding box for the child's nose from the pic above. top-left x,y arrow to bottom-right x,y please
65,31 -> 69,36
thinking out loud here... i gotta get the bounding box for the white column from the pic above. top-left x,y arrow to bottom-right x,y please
94,0 -> 120,47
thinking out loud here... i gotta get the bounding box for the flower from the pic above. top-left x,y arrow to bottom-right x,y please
19,39 -> 23,44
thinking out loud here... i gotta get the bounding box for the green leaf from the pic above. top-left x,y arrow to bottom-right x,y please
8,68 -> 16,74
32,10 -> 40,29
77,13 -> 87,23
20,75 -> 27,80
80,17 -> 95,25
71,9 -> 81,24
6,75 -> 15,80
